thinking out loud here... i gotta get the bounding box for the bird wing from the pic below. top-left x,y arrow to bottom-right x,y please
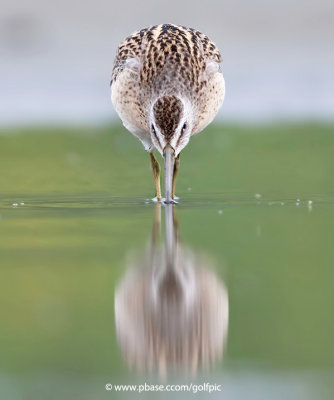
110,27 -> 149,85
183,26 -> 222,64
111,25 -> 222,85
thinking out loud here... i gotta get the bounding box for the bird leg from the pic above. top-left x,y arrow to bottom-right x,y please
150,152 -> 162,201
172,153 -> 180,199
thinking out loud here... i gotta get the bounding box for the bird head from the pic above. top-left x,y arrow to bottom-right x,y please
150,95 -> 193,202
150,95 -> 192,156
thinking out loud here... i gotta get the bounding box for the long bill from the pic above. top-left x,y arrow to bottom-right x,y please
163,145 -> 175,203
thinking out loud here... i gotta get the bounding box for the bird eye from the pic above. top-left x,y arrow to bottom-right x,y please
151,124 -> 156,133
181,122 -> 187,132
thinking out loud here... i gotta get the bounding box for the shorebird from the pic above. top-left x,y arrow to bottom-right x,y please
111,24 -> 225,202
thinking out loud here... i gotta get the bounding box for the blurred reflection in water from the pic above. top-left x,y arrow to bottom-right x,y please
115,204 -> 228,377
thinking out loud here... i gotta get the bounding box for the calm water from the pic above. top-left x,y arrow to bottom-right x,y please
0,125 -> 333,399
0,192 -> 333,399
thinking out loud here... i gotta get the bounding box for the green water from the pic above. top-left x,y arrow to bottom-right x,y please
0,124 -> 333,399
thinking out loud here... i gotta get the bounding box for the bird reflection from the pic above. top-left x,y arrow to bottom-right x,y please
114,204 -> 228,377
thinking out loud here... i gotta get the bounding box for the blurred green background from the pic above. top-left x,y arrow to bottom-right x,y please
0,123 -> 333,399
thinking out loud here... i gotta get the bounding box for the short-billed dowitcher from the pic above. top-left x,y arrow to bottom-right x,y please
111,24 -> 225,202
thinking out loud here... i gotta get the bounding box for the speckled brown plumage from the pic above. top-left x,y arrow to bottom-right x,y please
110,23 -> 225,201
111,24 -> 221,86
153,95 -> 183,140
111,24 -> 224,149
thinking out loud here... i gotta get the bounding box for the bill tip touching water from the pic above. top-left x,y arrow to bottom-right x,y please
111,24 -> 225,203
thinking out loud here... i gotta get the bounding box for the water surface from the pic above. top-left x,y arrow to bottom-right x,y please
0,124 -> 333,399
